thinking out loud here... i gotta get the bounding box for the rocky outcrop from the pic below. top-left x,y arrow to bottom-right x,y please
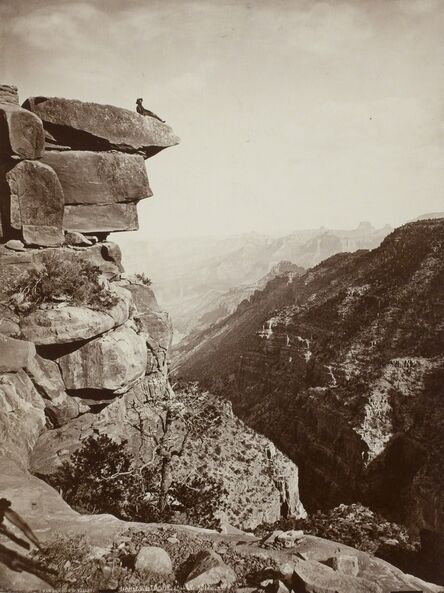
57,322 -> 147,393
23,96 -> 180,158
19,286 -> 131,344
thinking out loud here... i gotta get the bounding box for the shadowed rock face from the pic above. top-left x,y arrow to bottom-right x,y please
23,97 -> 180,158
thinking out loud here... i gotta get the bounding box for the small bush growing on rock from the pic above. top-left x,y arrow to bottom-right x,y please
135,272 -> 152,286
8,252 -> 118,313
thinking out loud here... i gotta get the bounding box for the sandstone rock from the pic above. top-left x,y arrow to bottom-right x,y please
184,550 -> 236,590
22,224 -> 64,247
30,374 -> 167,476
292,558 -> 382,593
5,239 -> 25,251
57,323 -> 147,394
64,230 -> 93,246
0,103 -> 44,159
134,546 -> 173,577
23,97 -> 179,158
19,286 -> 131,345
0,84 -> 19,105
4,160 -> 64,246
64,202 -> 138,234
124,281 -> 172,373
42,151 -> 152,205
0,335 -> 35,373
331,554 -> 359,576
25,355 -> 80,426
0,371 -> 45,465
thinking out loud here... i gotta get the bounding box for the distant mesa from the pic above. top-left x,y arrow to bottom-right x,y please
0,85 -> 179,244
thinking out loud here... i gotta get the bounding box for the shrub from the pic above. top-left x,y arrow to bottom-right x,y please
47,433 -> 226,528
135,272 -> 152,286
8,252 -> 118,313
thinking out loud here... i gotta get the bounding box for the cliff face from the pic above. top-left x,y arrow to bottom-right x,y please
0,84 -> 305,547
176,220 -> 444,540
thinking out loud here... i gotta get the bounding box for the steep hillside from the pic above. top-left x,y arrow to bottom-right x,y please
176,220 -> 444,545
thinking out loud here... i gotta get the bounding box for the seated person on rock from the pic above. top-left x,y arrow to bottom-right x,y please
136,98 -> 165,123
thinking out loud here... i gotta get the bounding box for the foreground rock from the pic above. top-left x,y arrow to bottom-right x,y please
184,550 -> 236,590
23,97 -> 180,158
63,202 -> 139,233
134,546 -> 173,577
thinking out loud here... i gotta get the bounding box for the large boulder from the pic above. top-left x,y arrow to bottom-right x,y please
0,103 -> 44,159
0,335 -> 35,373
57,322 -> 147,394
25,355 -> 82,426
42,151 -> 152,205
134,546 -> 173,577
1,159 -> 64,246
23,97 -> 179,158
19,286 -> 131,345
64,202 -> 138,234
184,550 -> 236,590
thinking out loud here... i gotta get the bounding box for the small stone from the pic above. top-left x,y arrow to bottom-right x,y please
134,546 -> 173,577
167,536 -> 179,544
65,231 -> 93,247
5,239 -> 25,251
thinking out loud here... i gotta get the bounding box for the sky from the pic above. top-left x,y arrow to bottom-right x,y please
0,0 -> 443,238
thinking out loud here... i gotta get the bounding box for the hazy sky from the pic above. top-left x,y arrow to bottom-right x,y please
1,0 -> 443,238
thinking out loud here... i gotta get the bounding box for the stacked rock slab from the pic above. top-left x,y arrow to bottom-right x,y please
0,86 -> 177,452
0,88 -> 179,244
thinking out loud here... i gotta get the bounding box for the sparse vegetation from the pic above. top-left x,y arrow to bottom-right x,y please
7,252 -> 118,313
135,272 -> 152,286
255,502 -> 419,555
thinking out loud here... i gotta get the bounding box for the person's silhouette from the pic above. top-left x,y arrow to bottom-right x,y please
136,98 -> 165,123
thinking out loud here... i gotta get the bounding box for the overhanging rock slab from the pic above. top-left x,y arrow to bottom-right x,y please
23,96 -> 179,158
